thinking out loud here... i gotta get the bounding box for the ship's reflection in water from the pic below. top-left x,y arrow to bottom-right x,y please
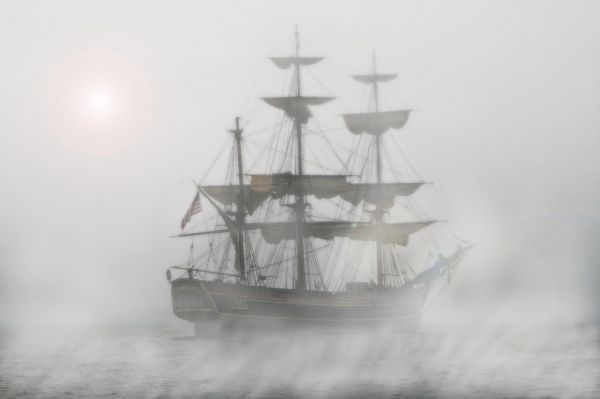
1,323 -> 598,398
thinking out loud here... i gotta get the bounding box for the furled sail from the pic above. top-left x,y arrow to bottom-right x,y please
341,221 -> 434,245
269,57 -> 324,69
343,110 -> 411,135
262,96 -> 334,124
352,74 -> 397,84
249,173 -> 424,208
249,173 -> 348,199
341,182 -> 424,209
203,185 -> 270,213
202,176 -> 424,213
251,220 -> 435,245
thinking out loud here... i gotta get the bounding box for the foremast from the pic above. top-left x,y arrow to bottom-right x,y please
372,52 -> 385,287
342,51 -> 415,288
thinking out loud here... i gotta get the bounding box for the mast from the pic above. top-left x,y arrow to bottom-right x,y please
229,117 -> 246,282
293,25 -> 307,290
372,50 -> 385,287
259,28 -> 433,290
342,52 -> 423,287
178,31 -> 440,290
259,27 -> 334,290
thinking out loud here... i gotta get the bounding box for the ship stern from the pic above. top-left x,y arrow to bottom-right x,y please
170,278 -> 216,324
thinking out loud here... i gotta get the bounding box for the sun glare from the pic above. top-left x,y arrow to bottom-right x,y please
49,51 -> 150,154
85,90 -> 113,118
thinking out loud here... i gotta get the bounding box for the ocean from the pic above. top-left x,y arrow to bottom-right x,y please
1,323 -> 598,398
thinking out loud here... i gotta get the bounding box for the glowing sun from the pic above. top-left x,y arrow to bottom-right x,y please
49,51 -> 150,154
85,90 -> 114,118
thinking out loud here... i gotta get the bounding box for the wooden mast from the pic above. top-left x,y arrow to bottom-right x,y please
372,50 -> 385,287
229,117 -> 246,282
293,25 -> 307,290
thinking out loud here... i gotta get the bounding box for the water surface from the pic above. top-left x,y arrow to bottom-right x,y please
1,324 -> 598,398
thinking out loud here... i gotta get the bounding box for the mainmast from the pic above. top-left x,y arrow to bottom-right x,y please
229,116 -> 246,282
293,26 -> 307,290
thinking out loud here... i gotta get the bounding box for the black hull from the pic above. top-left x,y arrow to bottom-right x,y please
171,279 -> 429,333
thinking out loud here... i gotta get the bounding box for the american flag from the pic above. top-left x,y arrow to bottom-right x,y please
180,191 -> 202,230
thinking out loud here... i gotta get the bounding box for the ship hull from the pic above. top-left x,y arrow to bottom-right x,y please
171,278 -> 429,334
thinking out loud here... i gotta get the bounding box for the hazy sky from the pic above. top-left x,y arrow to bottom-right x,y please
1,0 -> 599,327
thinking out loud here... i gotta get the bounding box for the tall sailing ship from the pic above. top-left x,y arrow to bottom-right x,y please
167,28 -> 472,333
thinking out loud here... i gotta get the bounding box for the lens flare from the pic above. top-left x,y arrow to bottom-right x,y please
49,51 -> 151,154
85,90 -> 113,118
